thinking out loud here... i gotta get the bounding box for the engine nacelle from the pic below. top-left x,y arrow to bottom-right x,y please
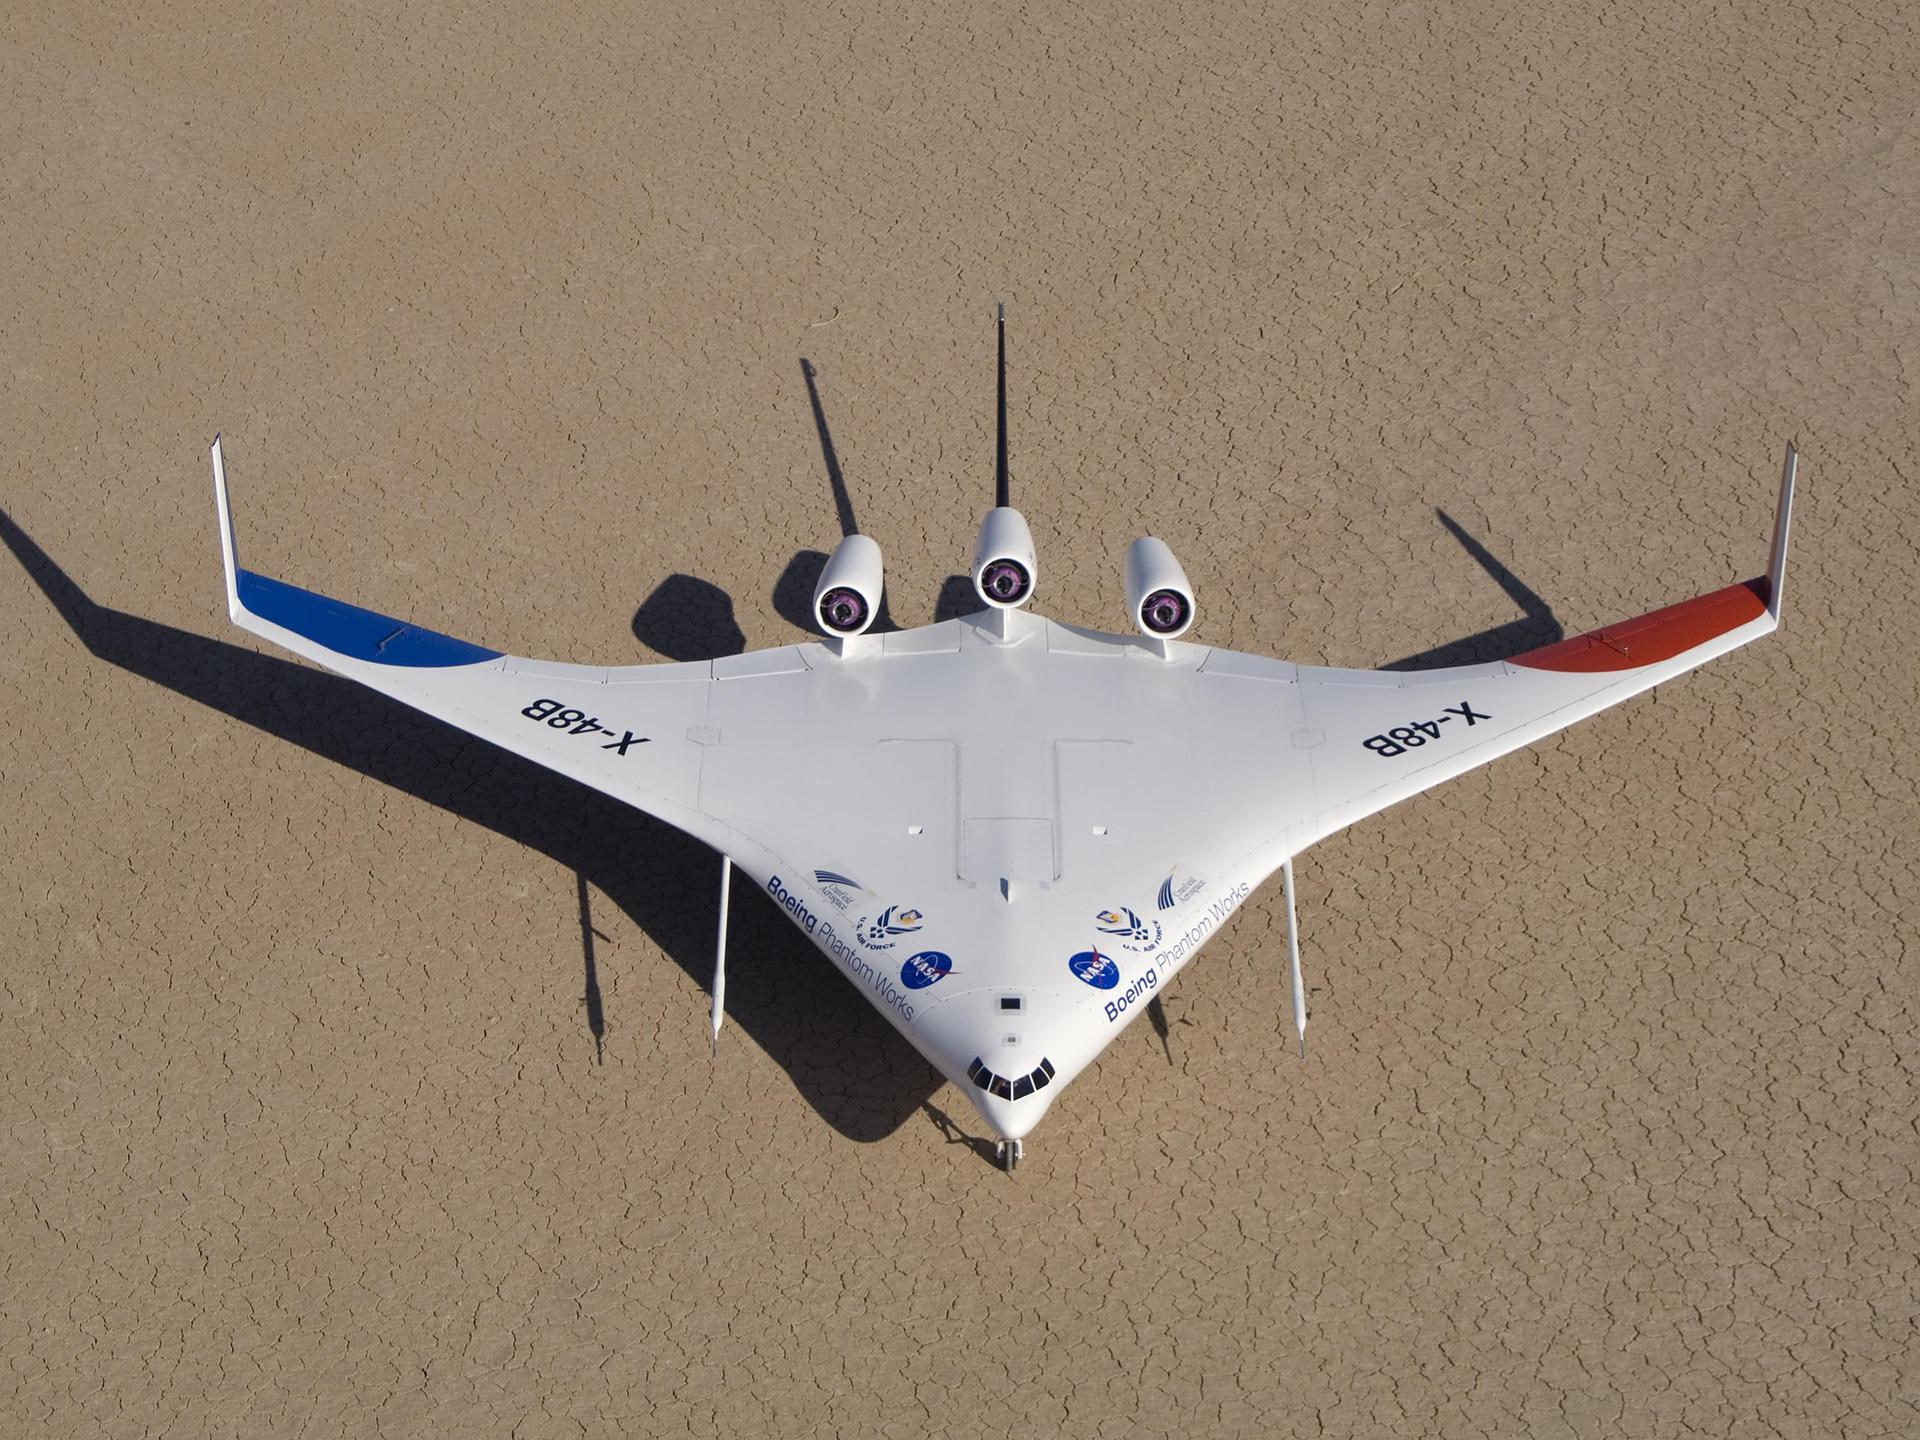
973,507 -> 1037,609
813,533 -> 884,637
1124,536 -> 1195,640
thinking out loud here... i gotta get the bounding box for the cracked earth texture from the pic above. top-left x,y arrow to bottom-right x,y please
3,2 -> 1916,1436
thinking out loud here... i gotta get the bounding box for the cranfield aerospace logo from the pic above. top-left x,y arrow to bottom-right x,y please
899,950 -> 954,990
812,868 -> 866,912
857,905 -> 925,951
1067,946 -> 1121,990
1156,869 -> 1207,912
1094,906 -> 1162,953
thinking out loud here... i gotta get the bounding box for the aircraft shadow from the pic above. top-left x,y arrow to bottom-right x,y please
920,1100 -> 1003,1169
1382,510 -> 1563,669
801,358 -> 859,542
933,576 -> 980,623
778,358 -> 904,635
577,872 -> 608,1066
794,356 -> 983,634
2,507 -> 941,1143
631,574 -> 745,661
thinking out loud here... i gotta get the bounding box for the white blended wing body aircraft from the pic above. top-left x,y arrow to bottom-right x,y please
212,311 -> 1796,1168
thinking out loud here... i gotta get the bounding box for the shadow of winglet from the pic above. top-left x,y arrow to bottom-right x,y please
1383,509 -> 1563,670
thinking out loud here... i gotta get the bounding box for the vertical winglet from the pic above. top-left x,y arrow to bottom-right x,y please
210,434 -> 243,621
1766,442 -> 1796,621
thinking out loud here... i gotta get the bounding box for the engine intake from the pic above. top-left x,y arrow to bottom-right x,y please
1125,537 -> 1195,641
813,534 -> 883,637
973,507 -> 1037,610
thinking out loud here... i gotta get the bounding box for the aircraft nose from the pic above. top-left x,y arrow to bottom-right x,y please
960,1053 -> 1060,1140
917,985 -> 1078,1143
965,1082 -> 1053,1142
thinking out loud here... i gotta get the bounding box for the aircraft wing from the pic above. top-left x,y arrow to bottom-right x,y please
214,432 -> 1794,886
1259,447 -> 1796,854
211,437 -> 730,852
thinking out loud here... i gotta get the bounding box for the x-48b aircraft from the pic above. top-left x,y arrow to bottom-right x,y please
212,309 -> 1796,1169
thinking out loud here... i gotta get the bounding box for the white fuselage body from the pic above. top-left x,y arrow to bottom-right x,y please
705,609 -> 1285,1139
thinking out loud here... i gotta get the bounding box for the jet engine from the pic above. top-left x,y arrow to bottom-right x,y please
973,507 -> 1037,609
813,534 -> 884,637
1124,537 -> 1195,640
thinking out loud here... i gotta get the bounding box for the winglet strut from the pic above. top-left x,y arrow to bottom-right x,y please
995,303 -> 1010,510
210,434 -> 242,622
1766,442 -> 1796,621
710,855 -> 732,1057
1283,857 -> 1307,1059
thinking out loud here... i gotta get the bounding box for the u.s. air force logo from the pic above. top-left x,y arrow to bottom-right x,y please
857,905 -> 924,951
1095,906 -> 1161,953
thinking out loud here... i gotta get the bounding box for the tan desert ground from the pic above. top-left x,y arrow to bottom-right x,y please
3,3 -> 1916,1436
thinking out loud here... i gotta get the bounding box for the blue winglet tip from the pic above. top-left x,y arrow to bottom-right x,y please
235,569 -> 502,667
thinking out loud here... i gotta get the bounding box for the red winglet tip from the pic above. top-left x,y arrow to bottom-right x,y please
1512,580 -> 1769,673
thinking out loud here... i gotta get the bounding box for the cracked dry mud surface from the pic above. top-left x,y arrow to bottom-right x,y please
3,2 -> 1917,1435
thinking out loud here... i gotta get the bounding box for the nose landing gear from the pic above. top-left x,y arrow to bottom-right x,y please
996,1138 -> 1024,1172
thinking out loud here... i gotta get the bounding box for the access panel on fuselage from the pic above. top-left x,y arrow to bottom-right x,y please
695,649 -> 964,899
1188,667 -> 1315,862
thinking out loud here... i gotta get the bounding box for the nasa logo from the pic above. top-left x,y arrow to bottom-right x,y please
899,950 -> 954,990
857,905 -> 925,951
1067,946 -> 1121,991
1094,906 -> 1162,953
813,868 -> 864,912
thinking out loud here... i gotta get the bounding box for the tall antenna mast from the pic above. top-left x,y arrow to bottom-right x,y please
995,302 -> 1010,509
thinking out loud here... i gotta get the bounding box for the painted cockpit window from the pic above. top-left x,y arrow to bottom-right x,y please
967,1055 -> 1055,1101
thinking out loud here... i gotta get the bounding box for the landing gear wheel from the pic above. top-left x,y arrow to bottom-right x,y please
998,1139 -> 1023,1172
